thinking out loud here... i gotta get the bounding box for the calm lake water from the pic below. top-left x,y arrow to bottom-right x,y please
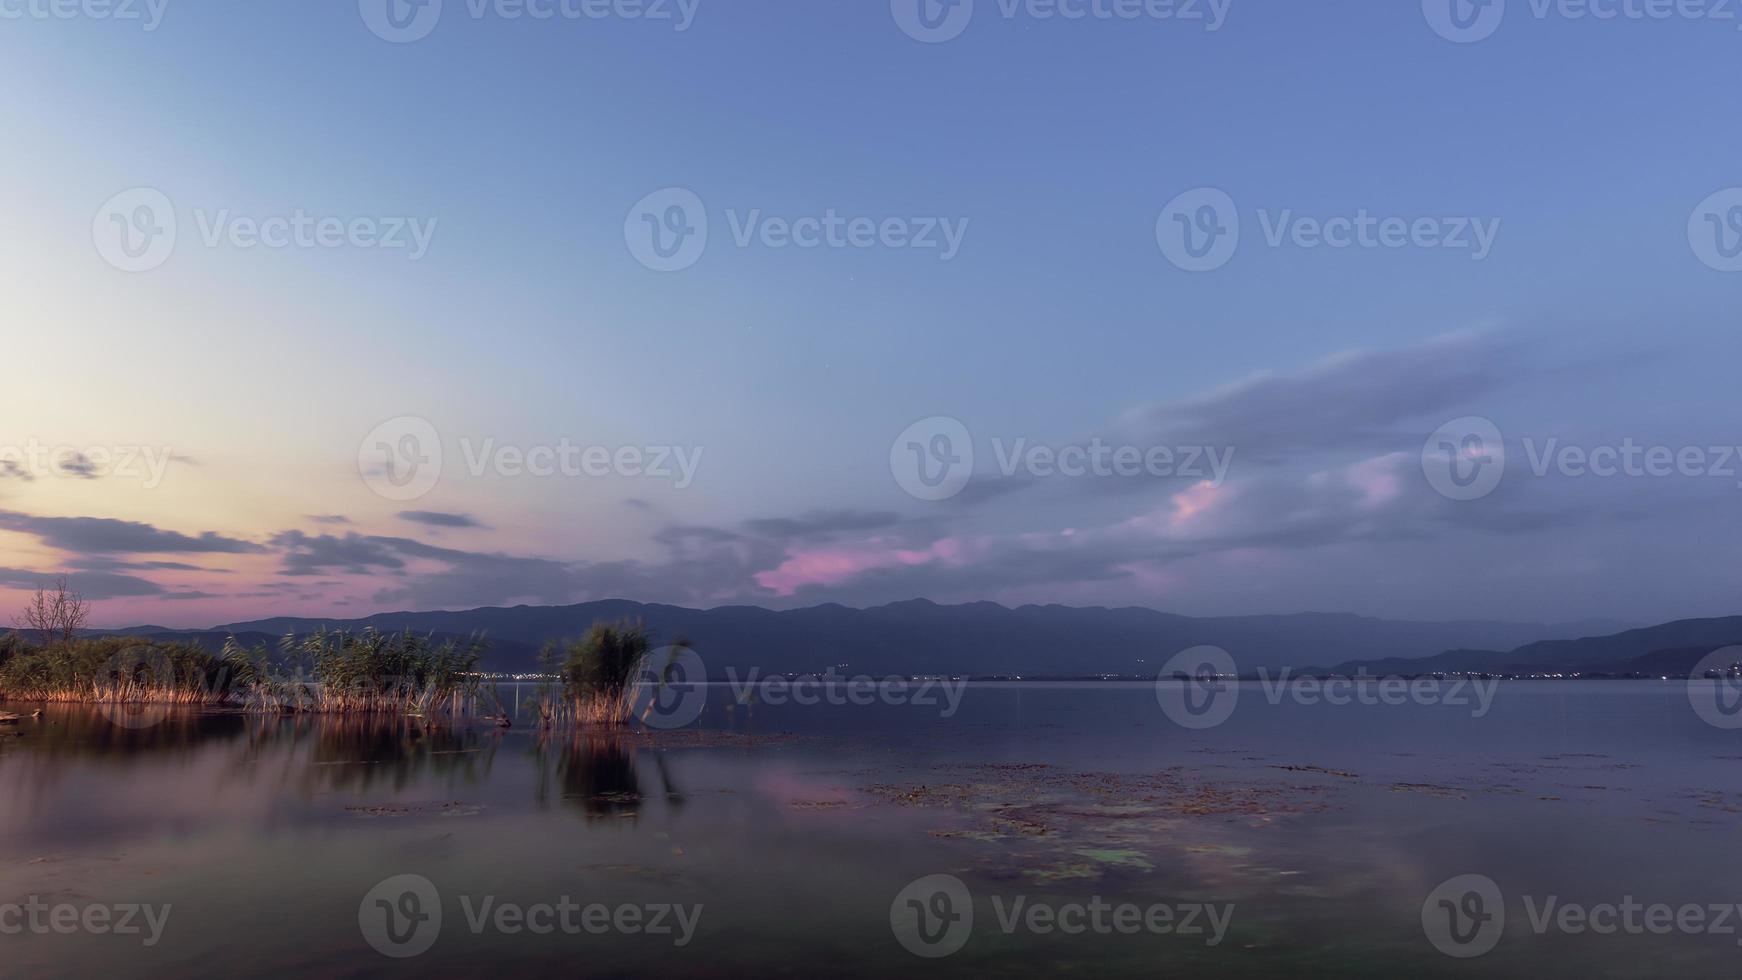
3,681 -> 1740,978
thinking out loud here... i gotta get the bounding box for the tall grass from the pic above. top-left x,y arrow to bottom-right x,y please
0,636 -> 251,706
0,629 -> 485,718
539,619 -> 659,727
238,628 -> 487,715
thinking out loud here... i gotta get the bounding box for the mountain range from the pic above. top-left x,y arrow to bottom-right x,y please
98,599 -> 1650,676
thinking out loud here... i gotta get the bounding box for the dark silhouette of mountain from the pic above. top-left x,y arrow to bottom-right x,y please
108,600 -> 1625,676
1330,617 -> 1742,676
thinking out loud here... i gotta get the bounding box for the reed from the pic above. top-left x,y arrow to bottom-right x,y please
0,636 -> 250,705
0,630 -> 484,718
539,619 -> 658,727
245,628 -> 487,715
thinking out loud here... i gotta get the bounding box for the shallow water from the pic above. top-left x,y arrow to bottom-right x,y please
2,681 -> 1740,978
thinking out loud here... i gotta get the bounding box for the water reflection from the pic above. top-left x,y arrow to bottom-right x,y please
530,735 -> 687,821
0,704 -> 675,816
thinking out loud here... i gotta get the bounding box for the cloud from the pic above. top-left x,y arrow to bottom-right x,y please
399,510 -> 487,529
0,566 -> 171,599
56,452 -> 100,479
743,510 -> 903,541
68,557 -> 220,573
308,514 -> 353,525
1118,331 -> 1528,460
0,461 -> 34,482
271,531 -> 408,576
0,511 -> 264,555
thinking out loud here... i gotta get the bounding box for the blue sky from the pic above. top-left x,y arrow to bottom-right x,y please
1,1 -> 1739,627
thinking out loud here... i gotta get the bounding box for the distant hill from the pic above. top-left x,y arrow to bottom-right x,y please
103,599 -> 1627,677
1330,617 -> 1742,677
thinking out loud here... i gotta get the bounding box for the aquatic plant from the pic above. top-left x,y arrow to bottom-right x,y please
0,636 -> 251,706
0,630 -> 486,719
540,619 -> 659,726
248,628 -> 487,715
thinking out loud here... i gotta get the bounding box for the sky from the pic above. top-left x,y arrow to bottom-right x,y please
1,0 -> 1739,628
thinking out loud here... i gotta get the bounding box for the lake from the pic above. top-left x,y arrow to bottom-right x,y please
2,681 -> 1739,978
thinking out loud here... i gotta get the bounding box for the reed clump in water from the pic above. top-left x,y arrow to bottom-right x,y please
539,619 -> 663,728
238,628 -> 487,716
0,629 -> 487,719
0,635 -> 253,706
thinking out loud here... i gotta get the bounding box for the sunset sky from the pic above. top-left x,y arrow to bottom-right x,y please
3,3 -> 1740,628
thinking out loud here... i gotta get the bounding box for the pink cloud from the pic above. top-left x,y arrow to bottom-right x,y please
755,537 -> 966,596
